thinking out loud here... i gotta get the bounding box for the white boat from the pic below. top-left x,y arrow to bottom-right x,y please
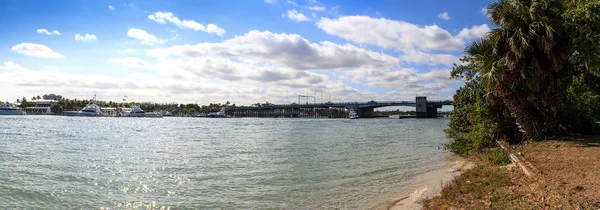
64,103 -> 102,117
206,107 -> 228,118
0,102 -> 26,115
348,109 -> 359,119
127,105 -> 163,118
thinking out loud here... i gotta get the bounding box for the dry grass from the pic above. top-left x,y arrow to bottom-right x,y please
422,136 -> 600,209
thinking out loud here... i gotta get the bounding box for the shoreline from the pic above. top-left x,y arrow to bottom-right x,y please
371,155 -> 474,210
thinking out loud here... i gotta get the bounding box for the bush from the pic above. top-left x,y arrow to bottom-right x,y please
484,147 -> 511,166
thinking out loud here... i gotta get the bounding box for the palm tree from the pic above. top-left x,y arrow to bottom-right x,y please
480,0 -> 572,138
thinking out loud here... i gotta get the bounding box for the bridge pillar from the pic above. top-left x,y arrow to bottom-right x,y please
416,96 -> 441,118
357,107 -> 374,118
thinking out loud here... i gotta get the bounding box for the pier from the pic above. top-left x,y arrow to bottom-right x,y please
225,96 -> 452,118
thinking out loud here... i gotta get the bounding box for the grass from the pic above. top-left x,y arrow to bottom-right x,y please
422,136 -> 600,209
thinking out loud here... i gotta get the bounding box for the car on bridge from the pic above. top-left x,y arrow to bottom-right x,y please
368,100 -> 377,104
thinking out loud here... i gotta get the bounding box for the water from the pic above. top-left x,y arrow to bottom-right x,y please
0,116 -> 450,209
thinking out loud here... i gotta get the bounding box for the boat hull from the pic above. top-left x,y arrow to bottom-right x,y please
0,110 -> 26,115
64,111 -> 100,117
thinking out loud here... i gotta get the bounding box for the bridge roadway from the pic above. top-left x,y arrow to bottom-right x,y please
225,99 -> 453,118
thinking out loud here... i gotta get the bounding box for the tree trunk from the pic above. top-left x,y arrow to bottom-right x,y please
497,85 -> 544,140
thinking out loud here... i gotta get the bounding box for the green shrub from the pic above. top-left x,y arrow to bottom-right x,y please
484,147 -> 511,166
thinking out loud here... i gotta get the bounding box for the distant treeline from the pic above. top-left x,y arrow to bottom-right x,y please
10,96 -> 236,115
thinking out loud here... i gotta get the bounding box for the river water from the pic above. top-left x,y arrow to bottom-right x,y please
0,116 -> 450,209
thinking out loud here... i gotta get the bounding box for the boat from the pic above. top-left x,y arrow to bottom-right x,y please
64,94 -> 102,117
0,102 -> 26,115
200,107 -> 229,118
64,103 -> 102,117
348,109 -> 359,119
127,105 -> 163,118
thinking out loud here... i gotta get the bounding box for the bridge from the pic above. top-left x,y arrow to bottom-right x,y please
225,96 -> 452,118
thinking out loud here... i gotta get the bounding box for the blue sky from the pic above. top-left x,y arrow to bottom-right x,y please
0,0 -> 491,105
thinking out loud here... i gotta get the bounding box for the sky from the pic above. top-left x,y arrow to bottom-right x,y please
0,0 -> 492,106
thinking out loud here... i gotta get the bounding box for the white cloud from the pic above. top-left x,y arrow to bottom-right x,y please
437,12 -> 450,20
36,28 -> 60,35
127,28 -> 165,45
287,10 -> 310,22
287,0 -> 298,6
120,48 -> 136,54
304,6 -> 325,11
11,43 -> 65,59
108,57 -> 153,68
147,12 -> 226,36
343,67 -> 455,97
401,50 -> 460,66
264,0 -> 275,3
0,61 -> 28,71
306,0 -> 317,3
456,24 -> 491,40
74,33 -> 97,41
317,16 -> 489,51
147,30 -> 399,70
108,5 -> 115,10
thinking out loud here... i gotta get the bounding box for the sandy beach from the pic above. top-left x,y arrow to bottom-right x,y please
371,156 -> 474,210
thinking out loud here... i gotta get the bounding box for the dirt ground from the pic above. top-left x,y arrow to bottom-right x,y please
422,136 -> 600,209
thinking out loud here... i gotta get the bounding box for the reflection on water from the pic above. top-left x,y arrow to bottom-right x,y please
0,116 -> 450,209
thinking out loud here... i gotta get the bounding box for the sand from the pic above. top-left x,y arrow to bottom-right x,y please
372,156 -> 474,210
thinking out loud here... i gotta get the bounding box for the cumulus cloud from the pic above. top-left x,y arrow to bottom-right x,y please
11,43 -> 65,59
344,67 -> 454,97
317,15 -> 489,51
147,12 -> 226,36
0,60 -> 340,105
108,5 -> 115,10
74,33 -> 97,41
0,61 -> 28,71
401,50 -> 460,66
437,12 -> 450,20
127,28 -> 165,45
36,28 -> 60,35
147,30 -> 399,70
108,57 -> 153,68
287,10 -> 310,22
456,24 -> 491,40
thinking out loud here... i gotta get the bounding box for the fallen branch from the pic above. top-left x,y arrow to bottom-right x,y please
496,140 -> 535,178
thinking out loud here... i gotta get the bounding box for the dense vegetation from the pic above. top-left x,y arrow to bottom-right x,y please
12,96 -> 235,116
446,0 -> 600,155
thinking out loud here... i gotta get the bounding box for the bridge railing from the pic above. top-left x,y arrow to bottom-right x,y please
232,100 -> 452,109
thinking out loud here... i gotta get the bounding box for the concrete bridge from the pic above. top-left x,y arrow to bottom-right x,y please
225,96 -> 452,118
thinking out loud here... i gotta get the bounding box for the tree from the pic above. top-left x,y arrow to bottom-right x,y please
471,0 -> 598,139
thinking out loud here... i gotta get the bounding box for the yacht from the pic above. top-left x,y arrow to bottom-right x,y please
200,107 -> 229,118
64,103 -> 102,117
348,109 -> 359,119
127,105 -> 163,118
64,94 -> 102,117
0,102 -> 26,115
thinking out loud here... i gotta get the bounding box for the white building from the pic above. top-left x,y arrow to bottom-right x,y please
25,100 -> 58,115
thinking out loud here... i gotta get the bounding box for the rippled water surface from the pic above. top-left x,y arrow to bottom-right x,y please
0,116 -> 450,209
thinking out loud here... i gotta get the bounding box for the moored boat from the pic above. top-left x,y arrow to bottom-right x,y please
127,105 -> 163,118
64,103 -> 102,117
0,102 -> 26,115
